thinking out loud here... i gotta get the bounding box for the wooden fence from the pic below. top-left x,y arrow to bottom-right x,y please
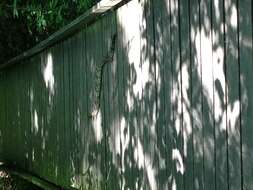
0,0 -> 252,189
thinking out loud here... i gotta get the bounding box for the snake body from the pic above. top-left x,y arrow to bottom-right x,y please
89,34 -> 117,118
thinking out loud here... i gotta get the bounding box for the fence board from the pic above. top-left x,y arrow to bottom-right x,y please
239,0 -> 253,189
200,0 -> 215,190
179,0 -> 194,190
224,0 -> 241,189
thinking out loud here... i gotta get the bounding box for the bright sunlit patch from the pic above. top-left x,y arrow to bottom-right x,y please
92,111 -> 103,143
134,138 -> 144,169
138,59 -> 152,98
172,75 -> 182,136
118,0 -> 153,101
42,137 -> 46,150
126,89 -> 133,111
71,175 -> 81,189
32,149 -> 35,161
170,0 -> 178,27
43,52 -> 55,102
33,110 -> 39,134
175,116 -> 181,136
200,29 -> 213,107
120,117 -> 130,172
230,5 -> 237,29
181,64 -> 190,105
181,64 -> 192,156
172,177 -> 176,190
145,155 -> 157,190
213,46 -> 226,125
227,100 -> 240,134
133,63 -> 143,100
195,31 -> 201,77
30,89 -> 34,103
120,0 -> 142,99
172,148 -> 185,175
114,121 -> 121,155
214,0 -> 220,21
165,0 -> 170,15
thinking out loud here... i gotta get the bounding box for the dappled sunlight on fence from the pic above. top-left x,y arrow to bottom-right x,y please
0,0 -> 252,189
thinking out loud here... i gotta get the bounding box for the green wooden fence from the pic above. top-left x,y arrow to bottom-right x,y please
0,0 -> 252,189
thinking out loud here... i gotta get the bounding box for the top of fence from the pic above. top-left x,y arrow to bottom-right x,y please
0,0 -> 128,70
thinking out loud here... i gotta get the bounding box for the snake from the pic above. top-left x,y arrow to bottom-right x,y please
88,34 -> 117,119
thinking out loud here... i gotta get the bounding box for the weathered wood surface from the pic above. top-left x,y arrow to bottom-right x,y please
0,0 -> 252,189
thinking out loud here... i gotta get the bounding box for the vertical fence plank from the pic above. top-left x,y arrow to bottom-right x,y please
109,12 -> 121,190
239,0 -> 253,189
67,38 -> 73,185
53,45 -> 61,182
72,30 -> 81,180
23,60 -> 32,170
78,26 -> 88,187
51,43 -> 61,185
164,0 -> 175,188
96,19 -> 103,190
79,27 -> 89,189
2,70 -> 8,160
161,0 -> 175,189
39,51 -> 45,177
2,69 -> 8,161
170,0 -> 184,189
212,0 -> 228,188
68,36 -> 75,184
85,23 -> 95,189
8,69 -> 16,161
179,0 -> 194,190
16,64 -> 24,165
18,64 -> 25,166
143,0 -> 158,189
0,72 -> 4,158
57,41 -> 66,185
117,1 -> 143,189
85,22 -> 95,189
86,20 -> 104,189
101,17 -> 109,190
199,0 -> 215,190
189,0 -> 204,189
94,18 -> 103,190
103,14 -> 113,190
153,0 -> 172,189
136,1 -> 144,188
116,9 -> 125,189
224,0 -> 241,189
116,5 -> 127,189
116,8 -> 124,190
62,38 -> 71,185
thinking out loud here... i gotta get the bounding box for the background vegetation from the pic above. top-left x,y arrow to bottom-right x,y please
0,0 -> 98,63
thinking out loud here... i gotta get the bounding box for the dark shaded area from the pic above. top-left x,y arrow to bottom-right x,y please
0,169 -> 43,190
0,16 -> 35,65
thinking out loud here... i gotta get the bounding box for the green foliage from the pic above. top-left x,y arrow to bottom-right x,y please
0,0 -> 98,63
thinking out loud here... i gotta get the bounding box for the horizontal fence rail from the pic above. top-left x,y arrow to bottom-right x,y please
0,0 -> 252,190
